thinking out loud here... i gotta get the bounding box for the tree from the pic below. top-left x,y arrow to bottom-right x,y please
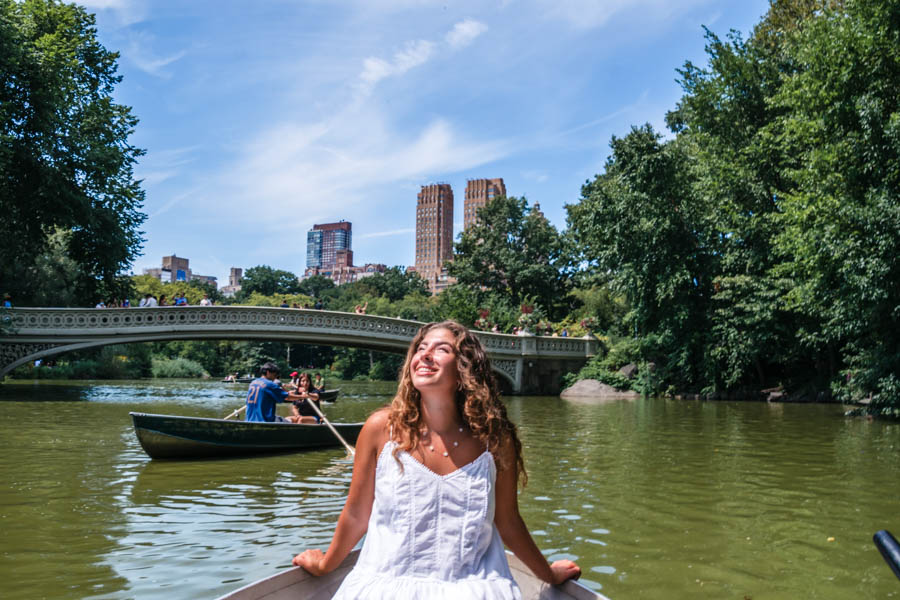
0,0 -> 146,306
18,228 -> 84,307
297,274 -> 335,298
566,285 -> 628,336
766,0 -> 900,407
188,279 -> 223,304
665,23 -> 796,391
236,265 -> 301,299
566,125 -> 714,391
449,196 -> 570,319
360,267 -> 428,302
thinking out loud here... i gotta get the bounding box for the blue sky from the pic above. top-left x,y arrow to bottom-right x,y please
81,0 -> 770,284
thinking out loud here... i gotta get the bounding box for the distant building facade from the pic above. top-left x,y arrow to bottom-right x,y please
307,221 -> 352,270
143,255 -> 217,288
220,267 -> 243,298
463,178 -> 506,229
415,183 -> 455,294
303,220 -> 387,285
304,263 -> 386,285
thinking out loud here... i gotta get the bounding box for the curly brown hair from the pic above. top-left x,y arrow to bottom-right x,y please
387,321 -> 527,485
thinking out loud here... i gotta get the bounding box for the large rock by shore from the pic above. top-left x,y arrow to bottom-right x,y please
560,378 -> 640,401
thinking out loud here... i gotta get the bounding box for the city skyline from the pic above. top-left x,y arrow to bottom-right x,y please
82,0 -> 771,284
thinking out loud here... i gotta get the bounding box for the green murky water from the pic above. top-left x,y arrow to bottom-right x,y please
1,380 -> 898,599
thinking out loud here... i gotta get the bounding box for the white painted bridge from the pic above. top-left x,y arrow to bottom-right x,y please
0,307 -> 597,394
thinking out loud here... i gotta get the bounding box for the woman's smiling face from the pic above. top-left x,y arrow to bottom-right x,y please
410,327 -> 459,395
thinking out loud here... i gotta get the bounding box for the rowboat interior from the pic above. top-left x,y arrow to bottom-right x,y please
216,549 -> 609,600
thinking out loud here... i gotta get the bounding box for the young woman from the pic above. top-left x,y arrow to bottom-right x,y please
286,373 -> 321,424
293,320 -> 580,598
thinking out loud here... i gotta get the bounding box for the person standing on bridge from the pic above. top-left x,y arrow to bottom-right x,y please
245,362 -> 305,423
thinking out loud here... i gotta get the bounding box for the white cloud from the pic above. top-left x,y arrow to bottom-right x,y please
126,32 -> 187,78
219,105 -> 510,232
136,146 -> 200,187
557,90 -> 650,138
149,187 -> 202,219
77,0 -> 147,26
356,18 -> 487,96
359,228 -> 415,239
445,19 -> 488,49
535,0 -> 710,30
521,170 -> 549,183
358,39 -> 435,93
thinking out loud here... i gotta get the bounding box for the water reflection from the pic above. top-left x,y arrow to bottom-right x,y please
0,397 -> 133,599
106,451 -> 355,599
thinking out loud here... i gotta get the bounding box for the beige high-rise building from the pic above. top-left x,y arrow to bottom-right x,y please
463,178 -> 506,229
415,183 -> 454,294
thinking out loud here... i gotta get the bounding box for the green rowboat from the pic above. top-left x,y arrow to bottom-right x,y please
130,412 -> 363,459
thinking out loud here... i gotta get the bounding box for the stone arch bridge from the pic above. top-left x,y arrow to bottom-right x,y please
0,307 -> 597,394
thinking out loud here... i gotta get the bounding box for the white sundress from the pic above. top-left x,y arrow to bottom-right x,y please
332,440 -> 522,600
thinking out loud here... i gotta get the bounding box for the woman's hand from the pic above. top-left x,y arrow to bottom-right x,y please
292,549 -> 326,576
549,559 -> 581,585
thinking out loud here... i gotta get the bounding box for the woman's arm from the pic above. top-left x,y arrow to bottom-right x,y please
292,409 -> 389,575
493,439 -> 581,585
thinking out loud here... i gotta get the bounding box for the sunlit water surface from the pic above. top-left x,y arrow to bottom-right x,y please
1,380 -> 898,599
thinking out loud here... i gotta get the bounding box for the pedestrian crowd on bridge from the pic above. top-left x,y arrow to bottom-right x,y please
89,293 -> 335,309
91,291 -> 217,308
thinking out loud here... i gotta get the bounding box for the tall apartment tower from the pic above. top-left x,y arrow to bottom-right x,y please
463,178 -> 506,229
415,183 -> 454,293
306,221 -> 352,270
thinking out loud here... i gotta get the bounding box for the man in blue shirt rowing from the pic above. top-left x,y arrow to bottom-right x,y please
245,362 -> 306,422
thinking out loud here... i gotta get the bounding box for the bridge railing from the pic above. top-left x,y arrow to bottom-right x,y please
0,306 -> 597,360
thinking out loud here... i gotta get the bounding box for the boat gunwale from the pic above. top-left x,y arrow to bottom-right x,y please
214,549 -> 610,600
129,411 -> 362,428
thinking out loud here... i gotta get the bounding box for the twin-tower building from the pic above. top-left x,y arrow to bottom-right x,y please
304,178 -> 506,294
411,178 -> 506,294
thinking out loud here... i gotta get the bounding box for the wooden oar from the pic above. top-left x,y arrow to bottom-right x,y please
305,396 -> 355,457
224,405 -> 246,420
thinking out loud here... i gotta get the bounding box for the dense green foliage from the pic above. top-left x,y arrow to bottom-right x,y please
566,0 -> 899,412
150,357 -> 208,378
235,265 -> 302,300
0,0 -> 145,307
132,275 -> 225,306
9,343 -> 151,379
449,196 -> 571,320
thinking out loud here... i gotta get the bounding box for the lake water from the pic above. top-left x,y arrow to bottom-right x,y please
0,380 -> 898,599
